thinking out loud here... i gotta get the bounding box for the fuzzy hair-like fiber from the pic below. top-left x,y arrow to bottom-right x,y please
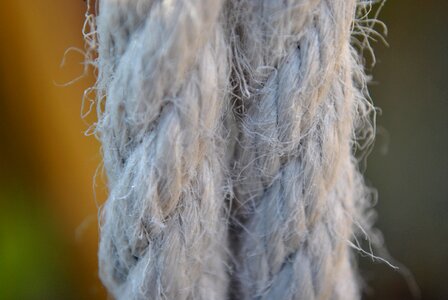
89,0 -> 381,299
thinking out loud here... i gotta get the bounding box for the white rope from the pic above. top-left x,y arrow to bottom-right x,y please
92,1 -> 379,299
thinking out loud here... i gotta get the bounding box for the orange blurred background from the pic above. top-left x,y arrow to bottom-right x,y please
0,1 -> 106,299
0,1 -> 446,300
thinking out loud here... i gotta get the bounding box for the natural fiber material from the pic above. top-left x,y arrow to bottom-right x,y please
91,0 -> 379,299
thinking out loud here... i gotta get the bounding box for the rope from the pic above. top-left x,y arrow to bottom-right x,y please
92,1 -> 378,299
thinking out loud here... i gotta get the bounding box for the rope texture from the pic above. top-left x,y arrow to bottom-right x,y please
93,0 -> 377,299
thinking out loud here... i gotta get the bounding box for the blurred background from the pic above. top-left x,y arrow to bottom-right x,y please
0,1 -> 446,299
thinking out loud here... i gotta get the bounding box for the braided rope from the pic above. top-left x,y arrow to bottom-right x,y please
92,0 -> 378,299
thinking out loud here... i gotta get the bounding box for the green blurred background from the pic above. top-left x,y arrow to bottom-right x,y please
0,1 -> 446,299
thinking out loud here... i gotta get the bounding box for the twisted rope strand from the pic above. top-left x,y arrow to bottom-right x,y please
96,1 -> 231,298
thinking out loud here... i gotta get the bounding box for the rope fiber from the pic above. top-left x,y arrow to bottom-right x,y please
91,0 -> 380,299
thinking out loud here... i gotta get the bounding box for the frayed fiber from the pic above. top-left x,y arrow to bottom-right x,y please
90,0 -> 381,299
